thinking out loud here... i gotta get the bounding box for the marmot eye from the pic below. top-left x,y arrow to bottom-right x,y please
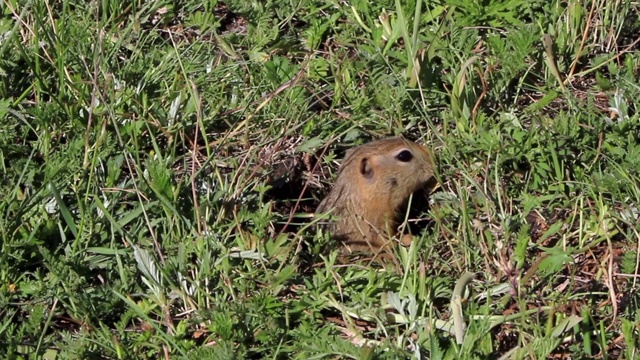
396,150 -> 413,162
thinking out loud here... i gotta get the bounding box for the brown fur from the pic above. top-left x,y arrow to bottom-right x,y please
316,137 -> 435,259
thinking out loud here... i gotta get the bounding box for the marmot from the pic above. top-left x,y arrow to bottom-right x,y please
316,137 -> 435,259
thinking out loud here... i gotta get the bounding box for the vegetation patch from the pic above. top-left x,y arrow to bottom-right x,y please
1,0 -> 639,358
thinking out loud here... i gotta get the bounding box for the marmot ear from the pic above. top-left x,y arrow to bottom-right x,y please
359,157 -> 373,179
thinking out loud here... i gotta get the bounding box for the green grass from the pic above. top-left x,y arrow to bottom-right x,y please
1,0 -> 640,358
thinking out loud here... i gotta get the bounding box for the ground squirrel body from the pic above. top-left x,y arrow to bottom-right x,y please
316,137 -> 435,257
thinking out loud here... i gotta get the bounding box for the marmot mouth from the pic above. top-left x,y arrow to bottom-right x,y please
423,176 -> 439,193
